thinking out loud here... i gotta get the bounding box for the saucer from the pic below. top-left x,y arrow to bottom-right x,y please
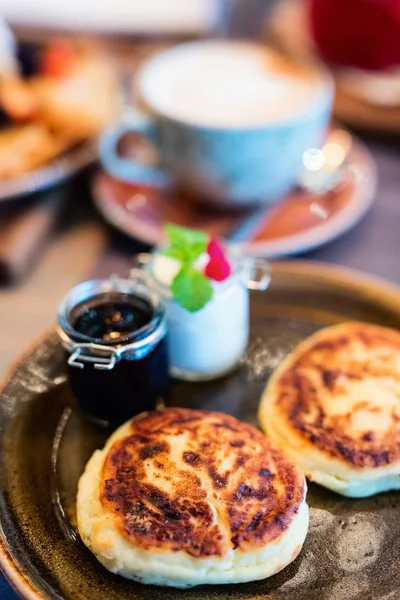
268,0 -> 400,133
92,134 -> 376,258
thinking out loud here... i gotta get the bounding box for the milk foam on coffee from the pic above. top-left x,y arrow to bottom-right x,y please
139,42 -> 324,128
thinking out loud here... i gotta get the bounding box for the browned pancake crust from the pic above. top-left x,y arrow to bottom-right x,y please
274,323 -> 400,469
100,408 -> 304,558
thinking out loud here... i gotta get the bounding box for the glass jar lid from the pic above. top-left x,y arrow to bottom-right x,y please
57,276 -> 166,370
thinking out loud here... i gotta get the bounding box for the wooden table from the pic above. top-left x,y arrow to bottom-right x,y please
0,131 -> 398,380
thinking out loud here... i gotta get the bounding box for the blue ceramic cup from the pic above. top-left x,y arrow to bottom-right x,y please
100,41 -> 333,208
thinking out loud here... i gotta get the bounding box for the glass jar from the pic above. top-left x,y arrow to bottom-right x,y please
57,276 -> 169,428
135,249 -> 270,381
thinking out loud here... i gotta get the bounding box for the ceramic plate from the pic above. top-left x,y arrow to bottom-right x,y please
92,135 -> 376,258
0,138 -> 97,203
1,261 -> 400,600
6,0 -> 216,36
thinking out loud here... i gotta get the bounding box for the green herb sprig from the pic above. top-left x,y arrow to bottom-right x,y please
162,224 -> 213,312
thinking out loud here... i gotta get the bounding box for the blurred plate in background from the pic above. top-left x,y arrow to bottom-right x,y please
0,0 -> 218,36
0,138 -> 97,202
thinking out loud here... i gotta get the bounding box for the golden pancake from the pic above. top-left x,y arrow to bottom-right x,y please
77,408 -> 308,587
259,322 -> 400,497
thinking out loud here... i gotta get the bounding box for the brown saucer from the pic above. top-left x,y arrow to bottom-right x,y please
92,134 -> 376,257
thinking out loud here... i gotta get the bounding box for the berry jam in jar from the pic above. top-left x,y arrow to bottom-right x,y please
57,276 -> 169,428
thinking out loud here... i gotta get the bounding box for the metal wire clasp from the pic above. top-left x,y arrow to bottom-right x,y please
67,344 -> 119,371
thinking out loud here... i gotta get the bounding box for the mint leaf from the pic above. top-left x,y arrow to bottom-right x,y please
171,266 -> 213,312
163,224 -> 212,311
164,224 -> 207,264
186,241 -> 207,263
165,224 -> 208,248
161,247 -> 188,262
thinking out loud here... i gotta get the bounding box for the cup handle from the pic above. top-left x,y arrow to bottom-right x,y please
246,258 -> 271,291
99,111 -> 171,187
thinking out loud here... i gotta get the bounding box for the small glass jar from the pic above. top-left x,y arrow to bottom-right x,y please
57,276 -> 169,428
136,249 -> 270,381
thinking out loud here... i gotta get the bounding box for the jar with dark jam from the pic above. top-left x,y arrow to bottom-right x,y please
57,277 -> 170,428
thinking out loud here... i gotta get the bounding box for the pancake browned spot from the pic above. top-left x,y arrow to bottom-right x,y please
100,408 -> 305,557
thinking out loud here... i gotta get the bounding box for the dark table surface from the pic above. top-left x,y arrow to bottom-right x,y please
0,130 -> 399,599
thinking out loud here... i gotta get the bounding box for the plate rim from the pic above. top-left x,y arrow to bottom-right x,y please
0,328 -> 54,600
1,260 -> 400,600
244,141 -> 377,257
0,138 -> 98,203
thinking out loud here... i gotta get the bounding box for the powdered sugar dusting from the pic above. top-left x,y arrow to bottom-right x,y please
241,337 -> 287,380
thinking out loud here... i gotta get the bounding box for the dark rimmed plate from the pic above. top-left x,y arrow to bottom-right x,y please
1,261 -> 400,600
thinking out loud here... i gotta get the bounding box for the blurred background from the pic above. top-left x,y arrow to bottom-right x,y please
0,0 -> 398,372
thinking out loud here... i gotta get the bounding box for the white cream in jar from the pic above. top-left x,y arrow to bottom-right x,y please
144,250 -> 269,381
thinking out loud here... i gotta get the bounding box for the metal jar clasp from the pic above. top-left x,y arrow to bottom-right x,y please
67,344 -> 119,371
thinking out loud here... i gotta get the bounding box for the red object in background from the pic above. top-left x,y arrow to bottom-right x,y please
309,0 -> 400,70
40,40 -> 76,78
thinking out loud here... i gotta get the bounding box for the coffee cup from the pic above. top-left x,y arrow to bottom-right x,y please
100,41 -> 333,208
